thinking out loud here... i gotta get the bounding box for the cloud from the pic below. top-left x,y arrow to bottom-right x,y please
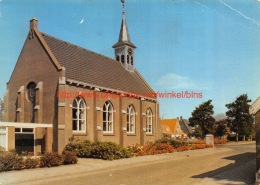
219,0 -> 260,26
79,18 -> 84,24
156,73 -> 205,90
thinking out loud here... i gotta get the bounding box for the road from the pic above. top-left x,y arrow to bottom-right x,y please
0,142 -> 256,185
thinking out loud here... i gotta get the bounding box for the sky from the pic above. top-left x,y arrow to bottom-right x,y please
0,0 -> 260,120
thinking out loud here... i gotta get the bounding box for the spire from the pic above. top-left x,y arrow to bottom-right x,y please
113,0 -> 136,48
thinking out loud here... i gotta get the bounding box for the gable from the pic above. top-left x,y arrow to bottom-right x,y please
160,119 -> 178,133
8,32 -> 59,85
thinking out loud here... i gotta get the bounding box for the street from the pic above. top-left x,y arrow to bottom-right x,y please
0,142 -> 256,185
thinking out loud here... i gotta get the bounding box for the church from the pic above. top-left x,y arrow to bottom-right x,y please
1,2 -> 160,154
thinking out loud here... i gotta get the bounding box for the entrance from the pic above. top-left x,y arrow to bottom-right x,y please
15,128 -> 34,155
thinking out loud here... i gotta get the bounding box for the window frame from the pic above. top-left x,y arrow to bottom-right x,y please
121,55 -> 125,63
0,127 -> 8,151
146,108 -> 153,134
72,97 -> 86,133
103,101 -> 114,134
127,105 -> 136,134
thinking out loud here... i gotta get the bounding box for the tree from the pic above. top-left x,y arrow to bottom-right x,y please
225,94 -> 254,141
214,119 -> 229,138
189,100 -> 215,138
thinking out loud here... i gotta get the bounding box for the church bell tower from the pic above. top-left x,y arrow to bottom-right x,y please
113,0 -> 136,71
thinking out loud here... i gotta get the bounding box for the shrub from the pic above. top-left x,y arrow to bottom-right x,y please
24,157 -> 40,169
64,139 -> 92,158
0,146 -> 5,154
146,142 -> 175,155
155,138 -> 172,144
62,151 -> 78,165
127,144 -> 144,154
175,145 -> 190,152
0,151 -> 24,171
155,138 -> 187,148
91,141 -> 131,160
214,138 -> 227,144
40,152 -> 63,168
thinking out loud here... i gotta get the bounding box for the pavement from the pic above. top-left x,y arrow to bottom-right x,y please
0,141 -> 256,185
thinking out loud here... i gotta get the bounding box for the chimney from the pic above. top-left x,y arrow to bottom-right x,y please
30,18 -> 38,30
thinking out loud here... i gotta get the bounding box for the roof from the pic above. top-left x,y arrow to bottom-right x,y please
250,97 -> 260,115
160,119 -> 178,133
179,119 -> 193,135
40,33 -> 153,96
112,14 -> 136,48
160,123 -> 173,135
160,118 -> 184,135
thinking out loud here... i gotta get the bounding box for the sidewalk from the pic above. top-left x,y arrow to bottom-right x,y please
0,145 -> 235,185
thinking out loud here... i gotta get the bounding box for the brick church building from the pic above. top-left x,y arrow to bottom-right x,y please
1,2 -> 160,154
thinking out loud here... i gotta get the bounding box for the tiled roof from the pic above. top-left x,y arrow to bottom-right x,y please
250,96 -> 260,115
160,119 -> 177,134
41,33 -> 154,96
160,118 -> 185,136
179,119 -> 193,135
160,123 -> 173,135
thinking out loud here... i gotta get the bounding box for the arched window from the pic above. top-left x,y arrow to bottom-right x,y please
103,101 -> 114,133
127,105 -> 135,133
121,55 -> 125,63
127,55 -> 130,64
27,82 -> 36,102
116,55 -> 120,61
72,97 -> 86,132
131,56 -> 133,65
146,108 -> 152,134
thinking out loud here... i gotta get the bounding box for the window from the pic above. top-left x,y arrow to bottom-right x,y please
72,97 -> 86,132
131,56 -> 133,65
0,127 -> 7,150
146,108 -> 152,134
103,101 -> 114,133
121,55 -> 125,63
127,105 -> 135,134
27,82 -> 36,102
127,55 -> 129,64
116,55 -> 120,61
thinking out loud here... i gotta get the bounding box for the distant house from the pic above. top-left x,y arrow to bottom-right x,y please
178,116 -> 193,137
160,118 -> 186,139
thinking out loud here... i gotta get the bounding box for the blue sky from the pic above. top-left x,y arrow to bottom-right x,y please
0,0 -> 259,119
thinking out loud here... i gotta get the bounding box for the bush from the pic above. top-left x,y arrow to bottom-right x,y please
91,141 -> 131,160
0,151 -> 24,171
0,146 -> 5,154
155,138 -> 187,148
64,138 -> 92,158
126,144 -> 143,154
24,157 -> 40,169
214,138 -> 227,144
62,151 -> 78,165
40,152 -> 63,168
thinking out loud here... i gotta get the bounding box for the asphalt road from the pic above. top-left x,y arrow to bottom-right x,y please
0,142 -> 256,185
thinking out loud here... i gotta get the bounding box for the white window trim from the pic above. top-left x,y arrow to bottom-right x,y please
103,101 -> 114,134
72,97 -> 87,133
0,127 -> 8,151
146,108 -> 153,134
127,105 -> 135,134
